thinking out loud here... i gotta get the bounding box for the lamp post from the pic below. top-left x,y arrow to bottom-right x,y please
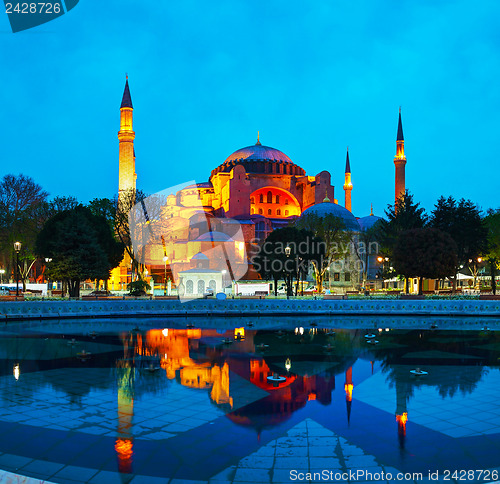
0,269 -> 5,284
285,245 -> 291,299
45,258 -> 52,297
163,256 -> 168,296
14,242 -> 21,297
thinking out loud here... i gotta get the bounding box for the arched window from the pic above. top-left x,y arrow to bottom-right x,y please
251,208 -> 255,214
259,194 -> 264,203
259,208 -> 263,215
209,280 -> 217,291
250,197 -> 255,204
268,209 -> 272,215
285,210 -> 289,216
267,191 -> 272,203
277,209 -> 281,216
186,280 -> 194,294
285,199 -> 289,205
197,280 -> 205,294
276,195 -> 280,204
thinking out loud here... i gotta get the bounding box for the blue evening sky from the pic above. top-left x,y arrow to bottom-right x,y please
1,0 -> 499,218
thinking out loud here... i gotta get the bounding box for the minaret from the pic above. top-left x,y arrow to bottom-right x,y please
343,147 -> 353,212
118,76 -> 136,197
394,107 -> 406,202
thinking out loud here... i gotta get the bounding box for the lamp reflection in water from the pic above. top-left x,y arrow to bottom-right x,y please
13,363 -> 20,381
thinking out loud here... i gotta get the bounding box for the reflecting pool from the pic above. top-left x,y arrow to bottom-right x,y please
0,317 -> 500,483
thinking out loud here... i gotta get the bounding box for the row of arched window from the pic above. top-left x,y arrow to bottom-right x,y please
251,208 -> 289,216
251,192 -> 290,205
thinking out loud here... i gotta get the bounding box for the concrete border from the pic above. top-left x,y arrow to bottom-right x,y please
0,298 -> 500,321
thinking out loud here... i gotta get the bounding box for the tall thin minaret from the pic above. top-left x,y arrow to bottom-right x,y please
394,107 -> 406,202
118,76 -> 136,196
343,147 -> 353,212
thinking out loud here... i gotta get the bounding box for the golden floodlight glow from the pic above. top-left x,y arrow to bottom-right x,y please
234,327 -> 245,339
162,328 -> 169,337
345,383 -> 353,401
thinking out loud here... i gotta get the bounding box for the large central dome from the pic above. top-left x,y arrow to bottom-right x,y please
211,140 -> 306,178
225,144 -> 293,164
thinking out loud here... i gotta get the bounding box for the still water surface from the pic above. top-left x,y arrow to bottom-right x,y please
0,316 -> 499,483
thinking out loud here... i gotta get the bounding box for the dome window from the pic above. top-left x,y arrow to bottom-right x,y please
267,191 -> 272,203
259,208 -> 263,215
276,195 -> 280,204
259,194 -> 264,203
285,199 -> 289,205
268,209 -> 272,215
277,209 -> 281,216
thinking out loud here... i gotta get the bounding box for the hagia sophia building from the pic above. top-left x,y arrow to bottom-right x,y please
111,78 -> 407,293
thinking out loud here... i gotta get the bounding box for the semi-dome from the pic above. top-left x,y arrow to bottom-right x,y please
211,140 -> 306,178
357,214 -> 383,231
300,202 -> 361,232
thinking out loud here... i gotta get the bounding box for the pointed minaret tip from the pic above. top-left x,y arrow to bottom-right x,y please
323,188 -> 331,203
256,131 -> 261,145
345,147 -> 351,174
121,76 -> 133,109
397,107 -> 404,141
370,203 -> 374,216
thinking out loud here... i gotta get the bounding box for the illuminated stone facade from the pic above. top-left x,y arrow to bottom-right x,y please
114,79 -> 407,290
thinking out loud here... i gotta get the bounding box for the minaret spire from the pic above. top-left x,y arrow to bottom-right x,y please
343,147 -> 353,212
256,131 -> 261,145
394,107 -> 406,203
118,76 -> 136,197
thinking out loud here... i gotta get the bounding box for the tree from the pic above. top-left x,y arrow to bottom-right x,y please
295,212 -> 351,293
483,209 -> 500,295
0,174 -> 49,288
252,227 -> 322,297
393,228 -> 458,295
36,207 -> 124,297
429,196 -> 488,292
376,191 -> 427,257
114,189 -> 165,281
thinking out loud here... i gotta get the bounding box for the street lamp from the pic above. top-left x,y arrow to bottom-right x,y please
45,258 -> 52,296
163,256 -> 168,296
285,245 -> 291,299
14,241 -> 21,297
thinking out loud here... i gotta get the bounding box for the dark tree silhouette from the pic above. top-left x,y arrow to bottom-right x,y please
484,209 -> 500,294
429,196 -> 488,292
36,207 -> 123,297
393,228 -> 458,294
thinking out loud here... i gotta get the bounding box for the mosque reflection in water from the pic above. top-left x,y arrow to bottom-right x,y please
112,325 -> 499,471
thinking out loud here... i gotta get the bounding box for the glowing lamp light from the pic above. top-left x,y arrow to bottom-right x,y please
477,257 -> 483,263
238,242 -> 244,251
162,328 -> 169,337
285,245 -> 291,256
377,256 -> 383,263
14,241 -> 21,253
234,327 -> 245,340
285,358 -> 291,372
